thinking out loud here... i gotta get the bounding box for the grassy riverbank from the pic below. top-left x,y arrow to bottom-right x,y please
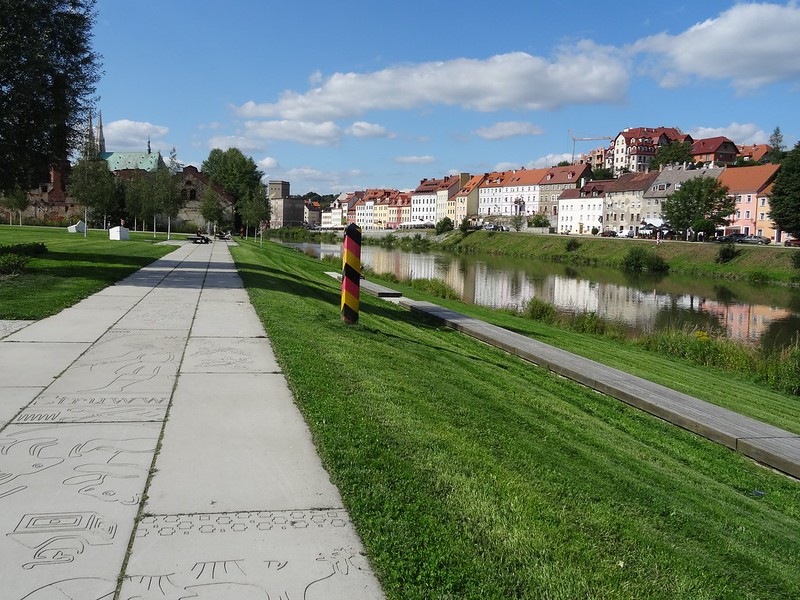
0,225 -> 174,319
232,239 -> 800,600
428,230 -> 800,284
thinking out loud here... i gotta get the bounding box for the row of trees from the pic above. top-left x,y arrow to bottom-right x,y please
1,145 -> 271,234
1,0 -> 269,234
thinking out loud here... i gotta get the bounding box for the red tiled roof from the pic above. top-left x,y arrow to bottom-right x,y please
455,174 -> 486,197
737,144 -> 772,162
504,168 -> 549,186
718,164 -> 780,194
540,164 -> 591,185
691,136 -> 738,155
606,171 -> 660,193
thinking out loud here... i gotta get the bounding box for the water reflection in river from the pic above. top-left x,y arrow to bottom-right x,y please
297,242 -> 800,349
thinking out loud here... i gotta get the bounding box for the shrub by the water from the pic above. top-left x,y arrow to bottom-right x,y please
408,277 -> 459,300
565,238 -> 581,252
716,243 -> 740,264
572,311 -> 607,335
523,296 -> 559,323
621,246 -> 669,273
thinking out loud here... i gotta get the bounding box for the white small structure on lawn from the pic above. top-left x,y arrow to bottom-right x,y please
67,220 -> 86,233
109,226 -> 130,241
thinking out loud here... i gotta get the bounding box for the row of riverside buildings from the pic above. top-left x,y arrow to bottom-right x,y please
321,163 -> 783,241
8,121 -> 788,241
316,126 -> 786,241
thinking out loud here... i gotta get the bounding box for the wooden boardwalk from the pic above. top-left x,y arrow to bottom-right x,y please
397,299 -> 800,480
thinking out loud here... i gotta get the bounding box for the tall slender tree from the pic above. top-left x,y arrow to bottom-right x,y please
199,183 -> 224,232
0,0 -> 101,193
238,184 -> 269,238
769,142 -> 800,236
763,127 -> 787,164
152,165 -> 183,239
68,157 -> 116,229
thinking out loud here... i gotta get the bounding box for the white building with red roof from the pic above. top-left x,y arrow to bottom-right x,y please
606,127 -> 692,175
478,168 -> 550,217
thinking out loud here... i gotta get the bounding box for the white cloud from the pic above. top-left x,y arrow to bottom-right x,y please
236,46 -> 629,121
244,120 -> 342,146
493,162 -> 525,172
258,156 -> 279,170
395,155 -> 436,164
689,123 -> 769,145
105,119 -> 168,151
207,135 -> 266,153
281,167 -> 366,194
524,153 -> 573,169
494,153 -> 572,172
345,121 -> 392,138
475,121 -> 544,140
632,3 -> 800,90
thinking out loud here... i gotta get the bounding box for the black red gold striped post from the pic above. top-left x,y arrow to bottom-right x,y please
341,223 -> 362,324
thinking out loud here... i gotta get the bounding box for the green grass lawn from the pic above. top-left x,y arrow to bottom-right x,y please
447,230 -> 800,283
232,239 -> 800,600
0,225 -> 175,319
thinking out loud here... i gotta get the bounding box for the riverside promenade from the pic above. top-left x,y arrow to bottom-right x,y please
0,242 -> 384,599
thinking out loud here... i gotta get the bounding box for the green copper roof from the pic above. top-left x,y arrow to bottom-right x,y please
99,151 -> 163,172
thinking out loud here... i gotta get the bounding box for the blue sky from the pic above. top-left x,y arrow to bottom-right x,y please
92,1 -> 800,195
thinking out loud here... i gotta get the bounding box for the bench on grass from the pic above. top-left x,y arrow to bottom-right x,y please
186,234 -> 211,244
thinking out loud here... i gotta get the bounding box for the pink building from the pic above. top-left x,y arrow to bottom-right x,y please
718,164 -> 780,237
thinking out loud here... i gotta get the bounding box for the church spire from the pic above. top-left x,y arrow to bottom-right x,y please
96,110 -> 106,153
84,109 -> 97,158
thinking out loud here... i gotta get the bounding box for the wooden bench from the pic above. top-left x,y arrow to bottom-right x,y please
186,235 -> 211,244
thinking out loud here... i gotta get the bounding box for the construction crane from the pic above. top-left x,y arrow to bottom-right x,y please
569,130 -> 613,164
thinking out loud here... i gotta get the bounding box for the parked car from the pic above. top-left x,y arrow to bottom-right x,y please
738,235 -> 771,245
600,230 -> 617,237
784,238 -> 800,247
714,233 -> 748,244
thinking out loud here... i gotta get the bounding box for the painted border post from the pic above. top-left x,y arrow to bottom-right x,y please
341,223 -> 362,324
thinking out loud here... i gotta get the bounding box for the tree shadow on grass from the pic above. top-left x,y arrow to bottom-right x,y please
234,260 -> 513,368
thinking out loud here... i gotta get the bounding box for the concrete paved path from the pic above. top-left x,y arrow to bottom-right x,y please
0,242 -> 384,600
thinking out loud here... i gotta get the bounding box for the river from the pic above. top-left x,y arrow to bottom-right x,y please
292,242 -> 800,351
